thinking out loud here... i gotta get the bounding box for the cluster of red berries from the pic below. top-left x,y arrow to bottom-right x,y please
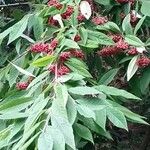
48,17 -> 59,26
98,39 -> 129,57
127,47 -> 138,55
30,39 -> 58,54
47,0 -> 62,10
137,57 -> 150,68
61,6 -> 74,19
92,16 -> 108,25
16,82 -> 29,90
48,64 -> 70,76
74,35 -> 81,42
116,0 -> 134,4
109,33 -> 123,42
49,49 -> 84,76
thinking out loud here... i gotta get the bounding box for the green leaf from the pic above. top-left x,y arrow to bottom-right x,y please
27,71 -> 49,89
12,122 -> 42,150
10,62 -> 35,77
55,83 -> 68,107
79,39 -> 99,48
31,55 -> 56,67
95,85 -> 141,100
141,1 -> 150,16
95,108 -> 107,131
76,98 -> 106,110
98,68 -> 119,85
46,126 -> 65,150
74,123 -> 93,143
140,68 -> 150,94
33,15 -> 43,40
38,131 -> 53,150
69,86 -> 100,95
94,0 -> 111,5
62,39 -> 80,49
107,107 -> 128,130
51,115 -> 75,150
76,104 -> 96,120
67,97 -> 77,125
24,95 -> 49,132
134,16 -> 146,35
125,35 -> 144,46
65,58 -> 92,78
0,125 -> 13,140
127,55 -> 139,81
122,14 -> 133,35
0,97 -> 33,113
97,21 -> 121,33
87,30 -> 115,45
8,15 -> 30,44
20,132 -> 40,150
79,27 -> 88,44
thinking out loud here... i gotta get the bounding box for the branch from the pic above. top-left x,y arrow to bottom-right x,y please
0,2 -> 30,8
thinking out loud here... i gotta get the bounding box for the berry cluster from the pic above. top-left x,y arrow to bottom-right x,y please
61,6 -> 74,19
48,64 -> 70,76
92,16 -> 108,25
137,57 -> 150,68
49,49 -> 84,76
98,38 -> 129,57
127,47 -> 138,55
30,43 -> 49,53
109,33 -> 123,42
74,35 -> 81,42
48,17 -> 59,26
16,82 -> 29,90
30,39 -> 58,54
48,0 -> 62,10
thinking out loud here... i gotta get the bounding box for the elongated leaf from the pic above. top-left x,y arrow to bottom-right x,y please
107,107 -> 128,130
122,14 -> 133,35
69,86 -> 100,95
77,104 -> 96,120
127,55 -> 139,81
134,16 -> 146,35
125,35 -> 144,46
10,62 -> 35,77
8,15 -> 30,44
95,85 -> 141,100
141,1 -> 150,16
45,126 -> 65,150
31,55 -> 56,67
74,123 -> 93,143
98,68 -> 119,85
51,115 -> 75,150
38,132 -> 53,150
0,97 -> 33,113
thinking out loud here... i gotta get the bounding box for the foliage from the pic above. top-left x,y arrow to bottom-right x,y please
0,0 -> 150,149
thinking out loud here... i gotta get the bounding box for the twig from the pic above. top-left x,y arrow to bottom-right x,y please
0,2 -> 30,8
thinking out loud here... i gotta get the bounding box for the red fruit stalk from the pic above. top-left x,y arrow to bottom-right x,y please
30,43 -> 49,53
48,0 -> 63,10
61,6 -> 74,19
92,16 -> 108,25
127,48 -> 138,55
116,39 -> 129,50
74,35 -> 81,42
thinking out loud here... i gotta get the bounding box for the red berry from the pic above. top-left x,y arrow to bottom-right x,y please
48,17 -> 59,26
48,64 -> 56,73
137,57 -> 150,68
92,16 -> 108,25
71,49 -> 84,59
50,39 -> 58,50
61,6 -> 74,19
74,35 -> 81,42
30,43 -> 49,53
116,39 -> 129,50
109,33 -> 123,42
127,48 -> 138,55
16,82 -> 28,90
97,46 -> 122,57
48,0 -> 63,10
59,52 -> 71,62
57,65 -> 70,76
77,14 -> 85,22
